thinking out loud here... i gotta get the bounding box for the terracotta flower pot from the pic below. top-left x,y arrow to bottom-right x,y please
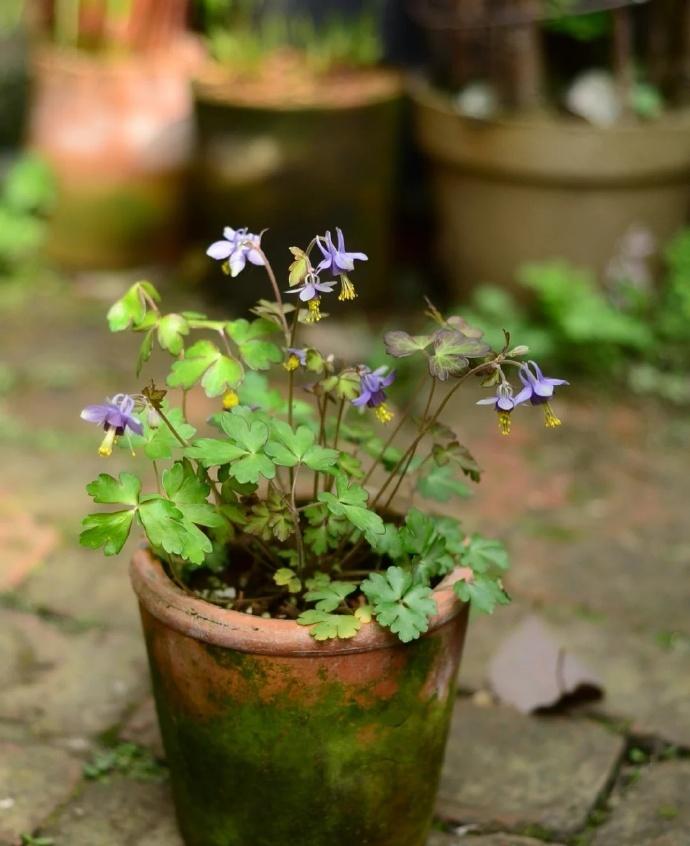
130,548 -> 469,846
28,42 -> 200,268
411,80 -> 690,295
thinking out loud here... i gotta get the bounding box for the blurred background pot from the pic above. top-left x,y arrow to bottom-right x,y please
192,65 -> 402,307
0,23 -> 29,151
131,548 -> 468,846
412,81 -> 690,293
28,41 -> 198,269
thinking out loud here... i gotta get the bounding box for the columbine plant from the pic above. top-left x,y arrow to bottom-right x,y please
80,227 -> 567,642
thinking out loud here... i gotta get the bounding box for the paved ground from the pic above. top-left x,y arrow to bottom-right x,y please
0,270 -> 689,846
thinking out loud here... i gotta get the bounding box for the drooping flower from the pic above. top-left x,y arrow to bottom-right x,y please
283,348 -> 308,371
206,227 -> 265,277
316,228 -> 368,275
476,383 -> 524,436
352,366 -> 396,423
514,362 -> 569,428
286,272 -> 337,302
81,394 -> 143,456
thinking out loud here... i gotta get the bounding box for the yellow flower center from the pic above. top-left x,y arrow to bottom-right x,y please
338,277 -> 357,301
544,403 -> 561,429
305,298 -> 322,323
221,260 -> 231,276
497,411 -> 511,436
222,389 -> 240,410
98,426 -> 118,457
283,354 -> 300,372
375,404 -> 394,424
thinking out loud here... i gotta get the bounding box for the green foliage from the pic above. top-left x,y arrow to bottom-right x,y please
296,610 -> 362,640
0,155 -> 54,271
83,224 -> 522,642
83,742 -> 166,783
318,477 -> 385,541
362,567 -> 438,643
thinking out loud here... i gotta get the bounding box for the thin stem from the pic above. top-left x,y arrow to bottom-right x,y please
312,393 -> 328,500
290,467 -> 306,573
287,310 -> 299,428
152,460 -> 161,495
157,407 -> 189,448
255,247 -> 290,340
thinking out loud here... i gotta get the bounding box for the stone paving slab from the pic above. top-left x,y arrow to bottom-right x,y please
437,700 -> 624,840
428,835 -> 565,846
119,697 -> 163,759
592,760 -> 690,846
458,605 -> 690,748
41,777 -> 183,846
0,609 -> 148,738
0,741 -> 81,846
15,541 -> 141,633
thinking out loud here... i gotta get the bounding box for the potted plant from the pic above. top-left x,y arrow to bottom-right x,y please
410,0 -> 690,294
191,0 -> 402,307
79,225 -> 567,845
27,0 -> 200,268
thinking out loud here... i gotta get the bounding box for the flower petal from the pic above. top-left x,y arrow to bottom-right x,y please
207,240 -> 233,260
80,404 -> 111,425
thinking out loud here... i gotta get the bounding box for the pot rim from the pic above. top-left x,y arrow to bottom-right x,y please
130,546 -> 468,657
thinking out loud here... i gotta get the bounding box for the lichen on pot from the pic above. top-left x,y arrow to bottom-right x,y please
79,224 -> 568,844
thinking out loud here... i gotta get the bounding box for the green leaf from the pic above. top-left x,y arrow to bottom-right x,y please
80,510 -> 136,556
127,406 -> 196,460
157,314 -> 190,356
266,421 -> 339,472
226,318 -> 282,371
433,441 -> 481,483
107,282 -> 159,332
167,340 -> 243,397
369,523 -> 404,559
138,497 -> 211,566
383,330 -> 432,358
162,460 -> 224,528
318,477 -> 385,541
453,575 -> 510,614
304,580 -> 356,612
297,610 -> 362,641
86,472 -> 141,505
362,566 -> 438,643
463,536 -> 509,574
136,328 -> 155,377
274,567 -> 301,593
336,453 -> 365,480
417,464 -> 471,503
246,488 -> 294,542
237,371 -> 284,413
186,439 -> 245,467
427,329 -> 490,381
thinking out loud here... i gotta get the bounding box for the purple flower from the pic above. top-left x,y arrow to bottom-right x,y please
206,227 -> 265,277
286,272 -> 337,302
316,228 -> 368,275
352,366 -> 396,423
514,362 -> 569,429
477,383 -> 525,436
81,393 -> 143,456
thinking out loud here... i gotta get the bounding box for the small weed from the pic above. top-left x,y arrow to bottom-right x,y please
83,741 -> 167,783
657,804 -> 678,820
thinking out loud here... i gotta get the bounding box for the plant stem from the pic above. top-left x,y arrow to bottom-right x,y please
290,467 -> 306,573
255,247 -> 290,340
152,460 -> 161,495
287,309 -> 299,427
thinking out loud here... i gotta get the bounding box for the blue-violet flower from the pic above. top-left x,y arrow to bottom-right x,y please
316,228 -> 367,300
283,348 -> 308,371
207,227 -> 265,277
515,361 -> 569,428
352,366 -> 396,423
81,394 -> 143,456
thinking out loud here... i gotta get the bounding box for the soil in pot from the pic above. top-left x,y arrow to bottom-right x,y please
131,545 -> 469,846
191,53 -> 402,310
28,41 -> 199,269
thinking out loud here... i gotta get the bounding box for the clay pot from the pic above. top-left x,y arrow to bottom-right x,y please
28,42 -> 200,268
191,65 -> 402,309
411,80 -> 690,295
130,547 -> 469,846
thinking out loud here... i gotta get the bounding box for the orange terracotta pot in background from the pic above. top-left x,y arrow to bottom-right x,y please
131,547 -> 469,846
28,41 -> 200,269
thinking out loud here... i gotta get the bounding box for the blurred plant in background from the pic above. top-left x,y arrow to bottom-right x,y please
199,0 -> 383,76
462,228 -> 690,404
0,154 -> 54,276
